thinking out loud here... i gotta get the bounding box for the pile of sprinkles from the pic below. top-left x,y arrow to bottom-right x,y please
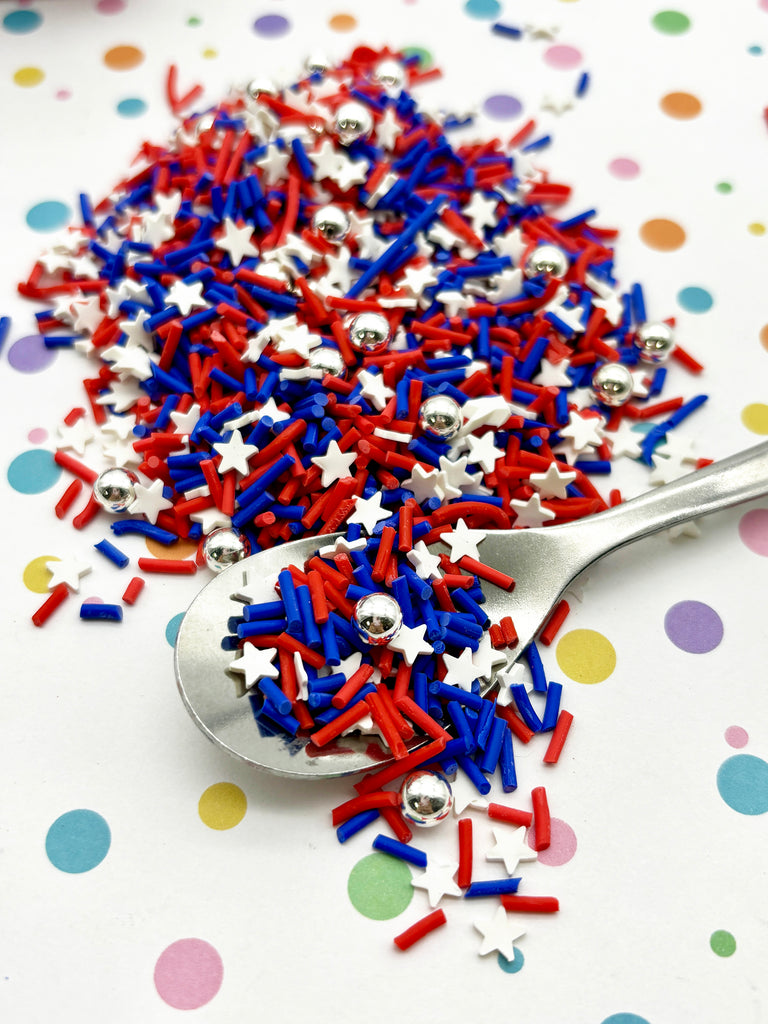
20,45 -> 710,957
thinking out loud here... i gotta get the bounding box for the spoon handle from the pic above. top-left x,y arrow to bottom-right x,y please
567,440 -> 768,562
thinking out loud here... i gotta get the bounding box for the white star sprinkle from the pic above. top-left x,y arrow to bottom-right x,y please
529,461 -> 577,500
128,478 -> 174,524
411,861 -> 462,908
46,557 -> 92,593
509,493 -> 556,529
486,825 -> 538,874
465,431 -> 504,474
348,492 -> 391,534
357,368 -> 395,412
442,647 -> 480,691
451,772 -> 490,815
387,622 -> 433,666
215,218 -> 259,266
406,541 -> 442,581
213,431 -> 259,475
474,906 -> 526,959
56,419 -> 95,456
228,644 -> 279,690
165,279 -> 208,316
402,464 -> 445,504
311,440 -> 356,487
441,518 -> 486,562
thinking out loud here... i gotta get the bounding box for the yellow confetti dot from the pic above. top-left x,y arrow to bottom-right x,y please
741,403 -> 768,434
202,47 -> 218,59
23,555 -> 59,593
198,782 -> 247,830
13,66 -> 45,88
556,629 -> 616,684
748,222 -> 766,236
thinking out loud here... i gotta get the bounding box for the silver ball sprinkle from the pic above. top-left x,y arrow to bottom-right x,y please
591,361 -> 635,407
373,58 -> 406,94
352,593 -> 403,646
334,100 -> 373,146
311,204 -> 350,244
399,770 -> 453,828
348,312 -> 391,353
419,394 -> 463,440
202,527 -> 251,573
304,52 -> 331,76
524,244 -> 570,279
93,468 -> 139,514
245,78 -> 277,100
308,346 -> 347,378
635,321 -> 675,364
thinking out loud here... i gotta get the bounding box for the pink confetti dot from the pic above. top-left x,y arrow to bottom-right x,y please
55,88 -> 71,100
608,157 -> 640,180
725,726 -> 749,748
526,817 -> 577,865
543,44 -> 583,70
97,0 -> 126,12
154,938 -> 223,1010
738,508 -> 768,556
760,0 -> 768,12
27,427 -> 48,444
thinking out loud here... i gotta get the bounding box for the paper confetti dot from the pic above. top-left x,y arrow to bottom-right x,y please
483,94 -> 524,119
715,181 -> 733,194
145,536 -> 198,560
187,15 -> 202,26
45,809 -> 111,873
165,612 -> 185,647
738,508 -> 768,555
652,10 -> 691,33
748,221 -> 766,236
198,783 -> 247,830
3,10 -> 43,32
202,48 -> 217,59
27,427 -> 48,444
116,97 -> 147,117
639,217 -> 686,251
498,947 -> 525,973
725,726 -> 749,748
556,629 -> 616,684
464,0 -> 502,17
710,930 -> 737,957
526,817 -> 577,865
608,157 -> 641,179
13,66 -> 44,87
7,335 -> 57,372
154,939 -> 224,1010
402,46 -> 433,69
23,555 -> 58,593
676,285 -> 713,313
748,44 -> 763,55
25,200 -> 71,232
660,91 -> 702,118
329,13 -> 357,30
7,450 -> 62,494
717,754 -> 768,814
103,45 -> 144,71
600,1015 -> 652,1024
741,402 -> 768,434
97,0 -> 127,12
760,324 -> 768,351
543,44 -> 583,69
253,14 -> 291,37
347,852 -> 413,920
664,600 -> 723,653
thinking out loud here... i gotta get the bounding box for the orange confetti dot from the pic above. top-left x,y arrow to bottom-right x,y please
329,13 -> 357,30
103,44 -> 145,71
145,536 -> 198,560
639,217 -> 686,251
660,91 -> 702,119
759,324 -> 768,352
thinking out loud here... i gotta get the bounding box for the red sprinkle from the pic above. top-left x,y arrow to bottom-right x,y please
543,710 -> 574,765
531,786 -> 551,851
137,557 -> 197,574
457,818 -> 473,889
32,583 -> 69,627
394,909 -> 447,951
122,576 -> 145,605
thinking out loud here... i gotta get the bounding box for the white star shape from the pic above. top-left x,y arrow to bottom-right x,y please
170,403 -> 201,434
442,647 -> 480,691
472,633 -> 508,683
102,344 -> 154,381
46,557 -> 92,593
606,420 -> 644,460
166,279 -> 208,316
56,419 -> 94,456
411,861 -> 462,908
275,322 -> 322,359
459,395 -> 512,435
128,478 -> 174,524
190,507 -> 232,533
406,541 -> 442,581
309,138 -> 342,180
101,413 -> 136,441
94,377 -> 144,413
541,93 -> 574,115
387,622 -> 433,666
331,154 -> 368,191
558,410 -> 605,452
529,462 -> 577,500
70,254 -> 102,280
494,661 -> 530,708
461,191 -> 499,233
311,440 -> 356,487
491,226 -> 527,263
256,143 -> 291,186
102,436 -> 141,468
509,493 -> 556,529
451,772 -> 490,815
70,295 -> 104,335
140,209 -> 175,248
376,106 -> 402,150
402,464 -> 445,504
441,518 -> 486,561
533,357 -> 572,388
484,267 -> 524,304
649,453 -> 690,486
322,245 -> 355,292
474,906 -> 526,960
228,643 -> 279,690
399,262 -> 440,298
486,825 -> 538,874
438,455 -> 483,494
119,310 -> 153,350
348,492 -> 391,534
215,218 -> 259,266
213,431 -> 259,475
255,396 -> 291,425
357,368 -> 395,412
465,432 -> 504,474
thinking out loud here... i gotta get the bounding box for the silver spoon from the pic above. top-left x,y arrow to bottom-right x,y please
175,440 -> 768,778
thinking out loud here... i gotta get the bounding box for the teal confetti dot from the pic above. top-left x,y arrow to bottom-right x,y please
7,449 -> 62,494
464,0 -> 502,18
677,285 -> 713,313
25,200 -> 71,232
748,44 -> 763,55
498,946 -> 525,973
3,10 -> 43,33
600,1016 -> 652,1024
717,754 -> 768,814
166,612 -> 185,647
116,97 -> 147,117
45,809 -> 111,873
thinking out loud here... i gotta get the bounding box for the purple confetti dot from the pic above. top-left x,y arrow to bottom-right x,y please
7,335 -> 57,373
483,93 -> 523,120
253,14 -> 290,37
725,726 -> 749,748
664,600 -> 723,653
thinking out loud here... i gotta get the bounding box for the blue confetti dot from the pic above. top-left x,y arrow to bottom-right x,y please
166,611 -> 186,647
600,1016 -> 652,1024
45,809 -> 111,873
464,0 -> 502,18
748,44 -> 763,55
7,450 -> 62,494
25,200 -> 71,232
717,754 -> 768,815
116,97 -> 147,117
3,10 -> 43,33
498,946 -> 525,973
677,285 -> 714,313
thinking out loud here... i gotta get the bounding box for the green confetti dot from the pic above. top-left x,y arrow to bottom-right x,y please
715,181 -> 733,194
187,15 -> 202,26
402,46 -> 433,70
652,10 -> 691,34
347,852 -> 413,920
710,929 -> 737,957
